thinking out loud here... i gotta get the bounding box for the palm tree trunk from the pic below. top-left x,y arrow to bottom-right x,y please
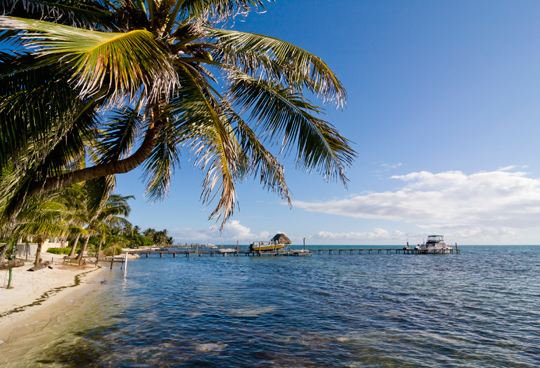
0,244 -> 7,265
77,236 -> 91,265
43,121 -> 163,192
5,119 -> 164,221
96,240 -> 103,266
34,240 -> 44,267
69,233 -> 81,257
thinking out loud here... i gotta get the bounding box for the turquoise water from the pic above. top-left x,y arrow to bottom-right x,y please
1,245 -> 539,367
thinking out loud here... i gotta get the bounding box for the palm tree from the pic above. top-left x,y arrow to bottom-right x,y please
59,179 -> 132,260
0,0 -> 355,228
11,195 -> 87,267
0,167 -> 86,266
76,193 -> 132,263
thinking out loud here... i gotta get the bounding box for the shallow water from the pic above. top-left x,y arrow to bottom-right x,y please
1,245 -> 539,367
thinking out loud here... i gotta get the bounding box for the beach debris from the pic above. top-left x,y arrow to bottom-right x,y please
28,261 -> 51,272
0,259 -> 25,270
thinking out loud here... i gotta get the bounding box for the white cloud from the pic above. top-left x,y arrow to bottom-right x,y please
382,162 -> 402,170
171,220 -> 270,244
294,168 -> 540,237
313,228 -> 405,241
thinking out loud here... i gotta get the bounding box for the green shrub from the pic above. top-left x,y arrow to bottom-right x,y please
47,247 -> 82,255
47,247 -> 72,255
103,245 -> 123,257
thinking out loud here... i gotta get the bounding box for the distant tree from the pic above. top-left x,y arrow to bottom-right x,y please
143,228 -> 156,240
126,234 -> 154,247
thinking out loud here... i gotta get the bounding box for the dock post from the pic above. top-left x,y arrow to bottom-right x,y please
146,253 -> 148,258
318,250 -> 322,255
186,252 -> 189,257
173,253 -> 176,258
223,252 -> 227,257
350,250 -> 353,255
160,252 -> 163,258
123,252 -> 128,275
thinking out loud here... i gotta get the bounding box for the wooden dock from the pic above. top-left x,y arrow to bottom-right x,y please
128,247 -> 460,258
129,250 -> 312,257
312,248 -> 460,255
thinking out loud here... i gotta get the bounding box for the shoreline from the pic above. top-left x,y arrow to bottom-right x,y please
0,253 -> 108,344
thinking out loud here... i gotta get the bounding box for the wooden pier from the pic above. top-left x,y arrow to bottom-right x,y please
313,248 -> 459,255
128,247 -> 460,258
129,250 -> 312,258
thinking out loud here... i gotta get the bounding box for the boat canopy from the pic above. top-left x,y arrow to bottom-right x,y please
427,235 -> 444,243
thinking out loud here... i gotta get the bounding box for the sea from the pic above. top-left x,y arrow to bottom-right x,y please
0,245 -> 539,367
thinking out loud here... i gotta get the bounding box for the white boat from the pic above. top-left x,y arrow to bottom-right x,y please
200,243 -> 218,249
218,248 -> 237,253
419,235 -> 453,254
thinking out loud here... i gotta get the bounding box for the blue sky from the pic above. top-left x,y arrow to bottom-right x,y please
116,0 -> 540,245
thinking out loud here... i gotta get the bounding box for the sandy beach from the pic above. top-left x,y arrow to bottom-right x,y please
0,252 -> 107,344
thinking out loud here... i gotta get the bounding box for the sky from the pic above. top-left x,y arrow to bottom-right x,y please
116,0 -> 540,245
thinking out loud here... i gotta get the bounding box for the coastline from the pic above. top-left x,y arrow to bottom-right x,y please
0,253 -> 108,344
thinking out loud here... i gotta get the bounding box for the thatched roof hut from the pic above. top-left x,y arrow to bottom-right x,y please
271,233 -> 291,244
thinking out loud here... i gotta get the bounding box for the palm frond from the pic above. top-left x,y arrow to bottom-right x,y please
178,0 -> 266,22
227,70 -> 355,184
167,63 -> 239,228
84,177 -> 116,215
0,52 -> 90,171
222,104 -> 291,205
0,0 -> 116,29
96,107 -> 143,164
207,28 -> 346,107
142,121 -> 181,202
0,107 -> 99,222
0,16 -> 178,103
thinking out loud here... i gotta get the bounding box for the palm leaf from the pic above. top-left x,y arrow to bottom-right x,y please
167,63 -> 239,228
207,28 -> 346,107
178,0 -> 266,22
0,52 -> 89,171
96,107 -> 143,164
224,104 -> 291,204
0,97 -> 100,221
227,70 -> 355,184
0,16 -> 178,103
0,0 -> 116,29
142,122 -> 181,202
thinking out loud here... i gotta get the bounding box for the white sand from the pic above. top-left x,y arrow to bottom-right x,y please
0,252 -> 107,343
